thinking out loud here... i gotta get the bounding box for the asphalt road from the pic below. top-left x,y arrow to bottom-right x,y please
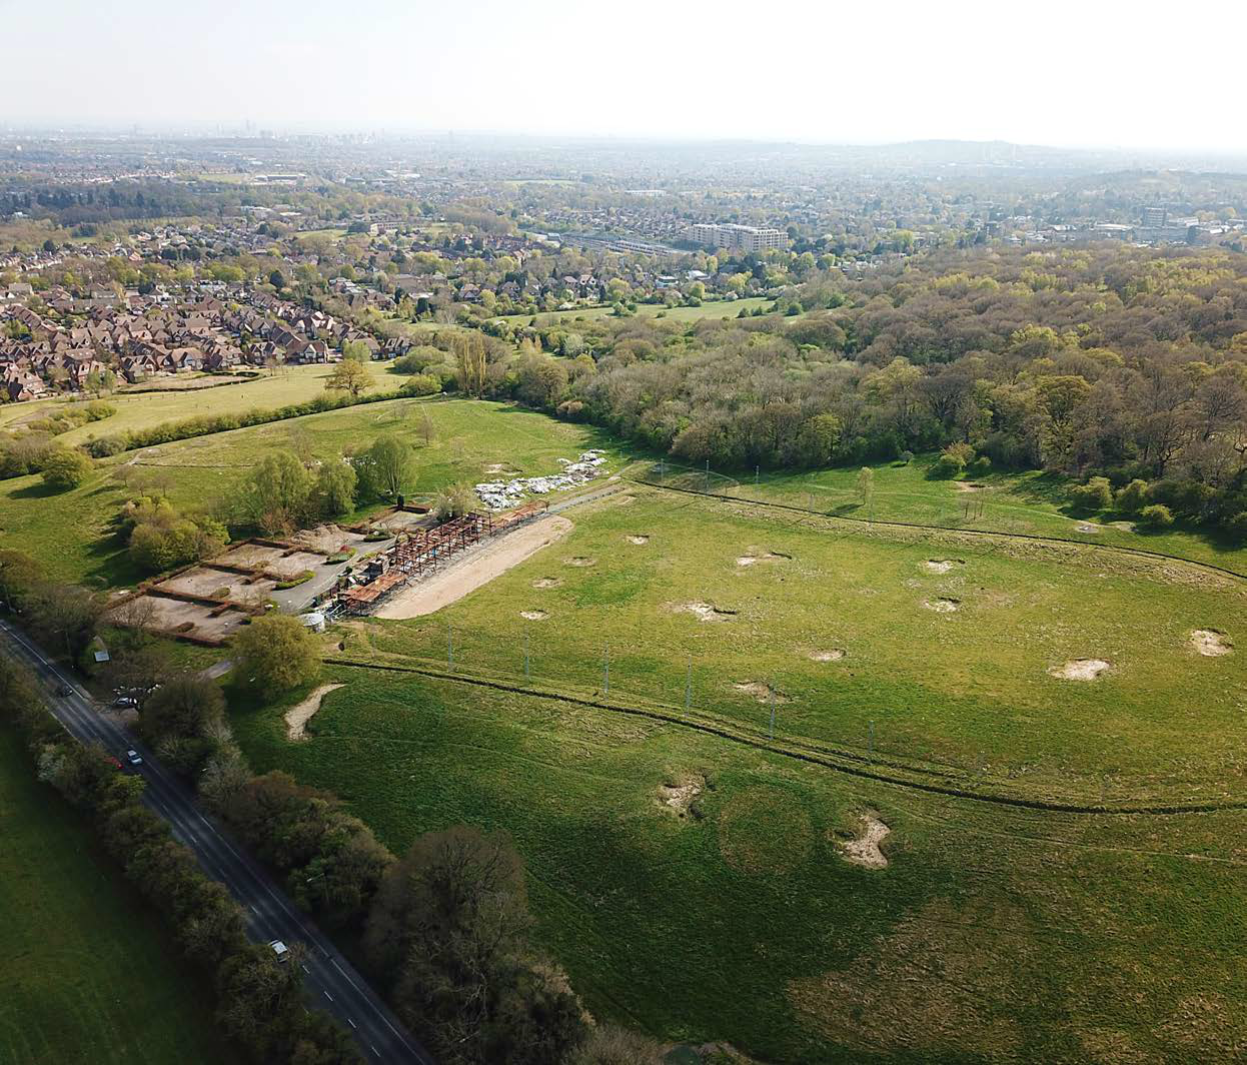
0,617 -> 432,1065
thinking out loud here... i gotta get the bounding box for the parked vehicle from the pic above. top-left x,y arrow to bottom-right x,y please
125,749 -> 143,766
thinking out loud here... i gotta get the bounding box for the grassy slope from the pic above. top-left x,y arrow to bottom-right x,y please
0,398 -> 624,586
725,454 -> 1247,576
0,729 -> 236,1065
490,296 -> 773,328
232,670 -> 1247,1064
0,364 -> 384,444
352,489 -> 1247,805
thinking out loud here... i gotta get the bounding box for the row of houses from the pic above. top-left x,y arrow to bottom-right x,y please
0,286 -> 411,401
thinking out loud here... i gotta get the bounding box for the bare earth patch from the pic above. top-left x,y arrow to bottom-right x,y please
1074,522 -> 1102,534
923,558 -> 964,574
376,515 -> 574,620
520,610 -> 549,621
733,681 -> 789,703
837,812 -> 891,869
736,551 -> 792,567
1049,658 -> 1112,681
953,481 -> 985,493
564,555 -> 597,567
656,774 -> 705,819
809,649 -> 846,662
625,534 -> 650,545
1191,629 -> 1233,657
674,601 -> 737,622
284,683 -> 345,741
924,597 -> 961,613
532,577 -> 562,589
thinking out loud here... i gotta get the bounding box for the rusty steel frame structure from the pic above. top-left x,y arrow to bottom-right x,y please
338,502 -> 547,614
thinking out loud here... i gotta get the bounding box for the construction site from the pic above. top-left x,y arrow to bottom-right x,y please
106,500 -> 553,644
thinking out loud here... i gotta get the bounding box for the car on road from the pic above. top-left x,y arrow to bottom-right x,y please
125,749 -> 143,766
57,684 -> 72,696
269,940 -> 290,963
113,696 -> 137,708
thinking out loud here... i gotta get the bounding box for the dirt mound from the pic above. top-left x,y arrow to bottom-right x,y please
1074,522 -> 1102,534
532,576 -> 562,589
733,681 -> 789,703
924,597 -> 960,613
837,812 -> 891,869
564,556 -> 597,567
675,601 -> 737,622
520,610 -> 549,621
923,559 -> 964,574
657,774 -> 705,819
953,481 -> 985,493
737,550 -> 792,566
284,684 -> 345,741
1191,629 -> 1233,656
809,649 -> 846,662
1049,658 -> 1111,681
625,534 -> 650,545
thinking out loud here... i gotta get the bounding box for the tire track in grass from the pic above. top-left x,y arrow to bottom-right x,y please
321,657 -> 1247,817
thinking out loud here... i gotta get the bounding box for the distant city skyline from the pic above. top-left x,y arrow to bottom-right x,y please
4,0 -> 1244,154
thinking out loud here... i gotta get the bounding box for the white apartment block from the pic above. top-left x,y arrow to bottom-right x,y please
686,223 -> 787,252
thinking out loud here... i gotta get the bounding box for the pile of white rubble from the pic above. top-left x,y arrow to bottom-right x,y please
475,450 -> 607,510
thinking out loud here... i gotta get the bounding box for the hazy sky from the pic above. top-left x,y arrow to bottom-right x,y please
4,0 -> 1243,151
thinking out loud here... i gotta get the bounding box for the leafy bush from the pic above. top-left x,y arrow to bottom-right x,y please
1069,476 -> 1113,512
40,446 -> 93,490
1115,478 -> 1150,515
399,373 -> 441,397
1139,503 -> 1174,529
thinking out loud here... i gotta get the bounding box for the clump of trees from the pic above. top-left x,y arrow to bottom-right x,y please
123,495 -> 227,575
364,826 -> 588,1065
234,614 -> 320,692
40,444 -> 93,490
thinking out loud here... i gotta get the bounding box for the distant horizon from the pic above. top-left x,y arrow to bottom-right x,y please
1,124 -> 1245,164
5,0 -> 1244,157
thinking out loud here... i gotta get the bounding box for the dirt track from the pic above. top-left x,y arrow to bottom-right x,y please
376,515 -> 574,620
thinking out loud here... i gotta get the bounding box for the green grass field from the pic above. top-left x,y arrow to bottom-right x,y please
0,398 -> 624,586
0,729 -> 236,1065
0,365 -> 381,444
489,296 -> 773,329
347,488 -> 1247,806
705,454 -> 1247,577
232,665 -> 1247,1064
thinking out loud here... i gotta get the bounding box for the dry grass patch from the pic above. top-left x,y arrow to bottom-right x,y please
1191,629 -> 1233,657
835,811 -> 891,869
788,898 -> 1030,1057
625,534 -> 650,545
923,558 -> 964,574
520,610 -> 549,621
564,556 -> 597,568
673,601 -> 737,622
532,577 -> 562,589
808,649 -> 846,662
732,681 -> 789,704
1050,659 -> 1112,681
923,597 -> 961,613
656,773 -> 706,819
